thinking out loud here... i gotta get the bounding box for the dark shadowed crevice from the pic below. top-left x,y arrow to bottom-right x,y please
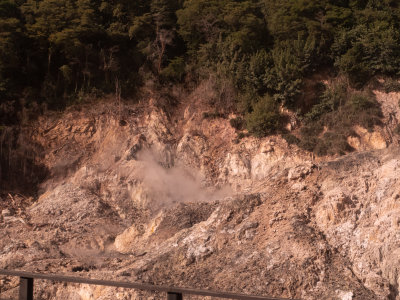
0,126 -> 49,197
389,283 -> 399,300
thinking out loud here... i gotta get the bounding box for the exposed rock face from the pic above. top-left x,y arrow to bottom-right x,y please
347,125 -> 387,151
0,96 -> 400,300
374,89 -> 400,145
315,152 -> 400,299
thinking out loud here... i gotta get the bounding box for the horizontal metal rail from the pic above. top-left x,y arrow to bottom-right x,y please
0,269 -> 298,300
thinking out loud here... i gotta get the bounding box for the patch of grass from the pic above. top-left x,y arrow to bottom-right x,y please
282,133 -> 300,145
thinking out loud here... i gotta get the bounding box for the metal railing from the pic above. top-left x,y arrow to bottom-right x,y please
0,269 -> 297,300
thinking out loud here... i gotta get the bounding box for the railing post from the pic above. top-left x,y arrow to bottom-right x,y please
19,277 -> 34,300
167,292 -> 182,300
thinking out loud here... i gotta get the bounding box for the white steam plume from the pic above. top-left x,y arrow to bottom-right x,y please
137,150 -> 231,211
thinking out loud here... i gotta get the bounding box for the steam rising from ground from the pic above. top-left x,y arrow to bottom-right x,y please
137,151 -> 231,210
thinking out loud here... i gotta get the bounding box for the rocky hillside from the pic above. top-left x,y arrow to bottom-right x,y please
0,88 -> 400,300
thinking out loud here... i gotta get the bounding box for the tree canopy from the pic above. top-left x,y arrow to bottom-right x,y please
1,0 -> 399,154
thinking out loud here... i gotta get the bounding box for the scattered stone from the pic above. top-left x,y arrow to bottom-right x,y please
1,209 -> 11,217
287,163 -> 315,181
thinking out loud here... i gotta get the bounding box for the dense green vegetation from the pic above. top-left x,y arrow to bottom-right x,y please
1,0 -> 400,154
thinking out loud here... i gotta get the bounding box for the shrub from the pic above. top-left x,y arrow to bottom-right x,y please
300,122 -> 324,137
298,135 -> 318,152
236,91 -> 256,114
298,119 -> 324,153
245,95 -> 281,137
304,82 -> 346,122
314,132 -> 352,156
335,44 -> 371,88
229,117 -> 245,130
237,132 -> 250,139
348,93 -> 377,111
298,80 -> 383,156
282,133 -> 300,145
160,57 -> 186,82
